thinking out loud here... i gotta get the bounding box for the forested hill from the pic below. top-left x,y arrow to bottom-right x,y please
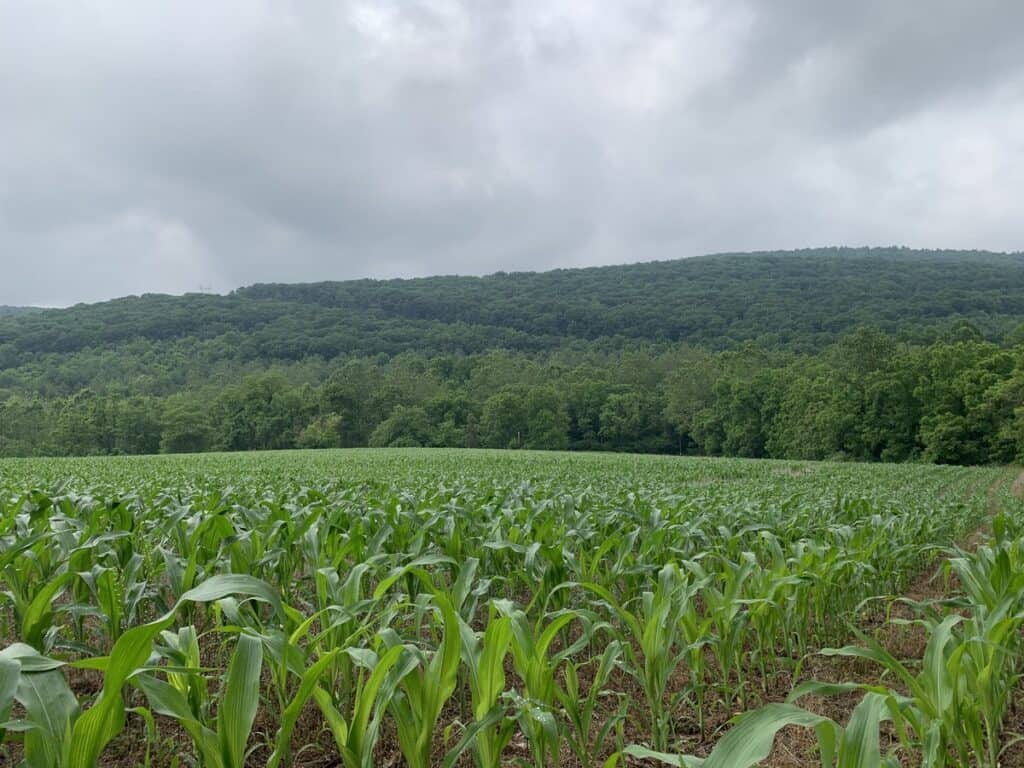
5,246 -> 1024,463
236,248 -> 1024,350
2,248 -> 1024,372
0,306 -> 40,317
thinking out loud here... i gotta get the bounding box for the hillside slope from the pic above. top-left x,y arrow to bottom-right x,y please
0,306 -> 41,318
2,248 -> 1024,372
4,247 -> 1024,462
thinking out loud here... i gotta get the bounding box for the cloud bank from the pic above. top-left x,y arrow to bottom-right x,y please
2,1 -> 1022,305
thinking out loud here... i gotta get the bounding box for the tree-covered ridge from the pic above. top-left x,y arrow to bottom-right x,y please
2,248 -> 1024,375
235,248 -> 1024,349
0,306 -> 41,317
3,247 -> 1024,465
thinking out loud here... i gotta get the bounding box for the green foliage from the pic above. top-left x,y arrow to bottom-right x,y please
6,335 -> 1024,464
369,405 -> 435,448
138,632 -> 265,768
6,249 -> 1024,368
3,249 -> 1024,465
0,449 -> 1020,766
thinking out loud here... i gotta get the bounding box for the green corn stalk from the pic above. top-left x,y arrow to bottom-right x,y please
557,638 -> 626,768
62,574 -> 285,768
374,569 -> 462,768
0,643 -> 78,768
313,560 -> 381,711
73,556 -> 149,649
153,625 -> 210,721
136,631 -> 264,768
260,598 -> 379,767
310,644 -> 416,768
2,557 -> 56,633
677,585 -> 713,738
264,648 -> 341,768
686,553 -> 756,709
577,562 -> 691,752
19,571 -> 75,652
790,601 -> 1024,768
493,600 -> 585,768
458,603 -> 517,768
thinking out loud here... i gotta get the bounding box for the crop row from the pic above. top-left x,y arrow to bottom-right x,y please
0,451 -> 1017,766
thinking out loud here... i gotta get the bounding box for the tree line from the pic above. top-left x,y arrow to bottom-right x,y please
2,324 -> 1022,464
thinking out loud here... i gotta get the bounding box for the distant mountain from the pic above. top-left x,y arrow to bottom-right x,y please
5,246 -> 1024,462
1,247 -> 1023,396
0,306 -> 42,318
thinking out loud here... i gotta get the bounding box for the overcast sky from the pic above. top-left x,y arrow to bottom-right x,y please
2,1 -> 1023,306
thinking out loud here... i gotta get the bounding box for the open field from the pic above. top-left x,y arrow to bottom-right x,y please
0,449 -> 1022,767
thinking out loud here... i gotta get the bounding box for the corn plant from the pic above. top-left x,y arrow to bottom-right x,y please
309,643 -> 414,768
578,563 -> 692,751
687,553 -> 756,708
0,575 -> 283,768
557,636 -> 626,768
769,521 -> 1024,768
795,602 -> 1024,766
0,643 -> 78,768
493,600 -> 588,768
458,603 -> 517,768
1,449 -> 1020,767
72,557 -> 149,649
375,568 -> 462,768
136,631 -> 264,768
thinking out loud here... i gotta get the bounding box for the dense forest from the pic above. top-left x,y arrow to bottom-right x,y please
0,307 -> 39,318
2,247 -> 1024,464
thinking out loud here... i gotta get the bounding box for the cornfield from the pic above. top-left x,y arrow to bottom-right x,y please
0,448 -> 1021,767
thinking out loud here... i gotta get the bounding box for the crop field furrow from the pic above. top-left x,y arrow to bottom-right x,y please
0,449 -> 1021,767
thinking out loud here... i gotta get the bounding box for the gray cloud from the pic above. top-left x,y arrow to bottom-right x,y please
1,0 -> 1022,306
